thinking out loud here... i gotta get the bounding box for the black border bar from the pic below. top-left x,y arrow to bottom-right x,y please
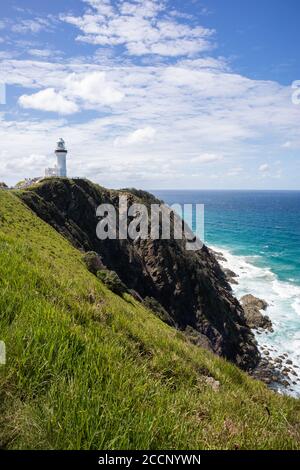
0,450 -> 299,466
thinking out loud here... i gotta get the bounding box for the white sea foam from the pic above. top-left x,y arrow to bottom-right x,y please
211,245 -> 300,397
292,298 -> 300,316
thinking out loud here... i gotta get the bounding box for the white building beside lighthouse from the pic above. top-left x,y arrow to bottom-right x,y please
45,138 -> 68,178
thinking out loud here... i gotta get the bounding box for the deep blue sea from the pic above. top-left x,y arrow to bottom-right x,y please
152,190 -> 300,396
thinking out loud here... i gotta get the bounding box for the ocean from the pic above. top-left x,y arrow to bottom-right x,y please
152,190 -> 300,397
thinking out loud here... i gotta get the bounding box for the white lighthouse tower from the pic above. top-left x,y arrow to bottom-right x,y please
55,138 -> 68,177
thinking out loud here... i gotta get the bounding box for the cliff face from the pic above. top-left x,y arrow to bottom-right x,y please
19,178 -> 259,370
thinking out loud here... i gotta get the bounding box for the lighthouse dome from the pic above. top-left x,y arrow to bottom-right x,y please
56,138 -> 66,151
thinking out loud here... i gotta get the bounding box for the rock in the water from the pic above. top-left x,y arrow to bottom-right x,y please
241,294 -> 268,311
251,355 -> 292,390
240,294 -> 272,331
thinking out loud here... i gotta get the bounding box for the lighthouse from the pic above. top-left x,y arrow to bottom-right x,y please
55,138 -> 68,177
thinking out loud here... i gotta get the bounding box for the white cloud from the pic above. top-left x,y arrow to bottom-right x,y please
12,18 -> 53,34
259,163 -> 270,173
17,71 -> 124,113
62,0 -> 214,57
2,58 -> 300,144
65,71 -> 124,105
0,51 -> 13,59
28,49 -> 56,58
0,14 -> 299,189
281,141 -> 292,148
5,153 -> 48,171
190,153 -> 223,164
19,88 -> 79,114
226,166 -> 243,177
115,126 -> 156,146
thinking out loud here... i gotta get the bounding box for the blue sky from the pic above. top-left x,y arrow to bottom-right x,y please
0,0 -> 300,188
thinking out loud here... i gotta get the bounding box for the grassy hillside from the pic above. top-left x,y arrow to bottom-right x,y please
0,189 -> 300,450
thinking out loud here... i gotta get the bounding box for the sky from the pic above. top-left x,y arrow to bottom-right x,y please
0,0 -> 300,189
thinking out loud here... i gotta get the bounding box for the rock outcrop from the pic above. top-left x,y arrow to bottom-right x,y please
240,294 -> 273,332
19,178 -> 260,370
223,268 -> 239,285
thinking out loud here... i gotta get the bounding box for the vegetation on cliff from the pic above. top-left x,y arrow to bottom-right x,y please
0,188 -> 300,449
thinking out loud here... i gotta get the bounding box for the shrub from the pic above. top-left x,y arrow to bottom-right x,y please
143,297 -> 175,326
83,251 -> 104,275
97,269 -> 128,296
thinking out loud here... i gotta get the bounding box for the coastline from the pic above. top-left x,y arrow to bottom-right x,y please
209,245 -> 300,397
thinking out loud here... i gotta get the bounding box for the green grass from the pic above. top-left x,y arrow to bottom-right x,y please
0,189 -> 300,450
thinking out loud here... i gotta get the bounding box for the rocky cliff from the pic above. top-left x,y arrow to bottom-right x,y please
19,178 -> 260,370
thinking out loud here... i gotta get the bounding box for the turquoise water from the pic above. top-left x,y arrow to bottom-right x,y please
153,190 -> 300,396
153,190 -> 300,285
